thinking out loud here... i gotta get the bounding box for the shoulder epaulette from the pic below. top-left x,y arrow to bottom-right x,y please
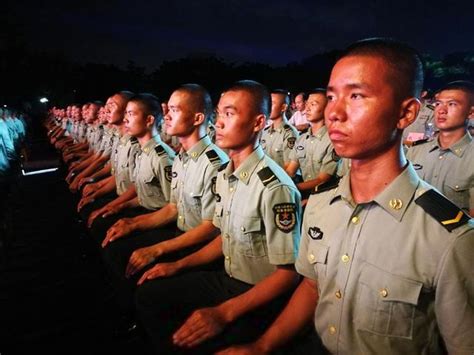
263,126 -> 270,131
283,124 -> 292,131
331,149 -> 341,162
311,175 -> 341,195
154,145 -> 166,156
130,137 -> 138,144
426,104 -> 435,110
411,138 -> 429,147
415,189 -> 470,232
217,161 -> 229,172
257,167 -> 280,186
205,150 -> 221,164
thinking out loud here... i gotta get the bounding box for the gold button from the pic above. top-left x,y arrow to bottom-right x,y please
183,163 -> 187,168
240,171 -> 248,179
308,253 -> 315,262
240,226 -> 245,232
191,152 -> 197,158
379,288 -> 388,298
144,148 -> 149,153
341,254 -> 350,263
389,198 -> 403,210
181,182 -> 184,186
328,325 -> 337,335
351,216 -> 359,224
438,155 -> 443,160
178,215 -> 183,219
229,187 -> 234,192
335,290 -> 342,299
225,255 -> 230,260
455,185 -> 459,189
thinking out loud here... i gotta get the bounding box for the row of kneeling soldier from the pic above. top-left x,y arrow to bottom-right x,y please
44,37 -> 473,354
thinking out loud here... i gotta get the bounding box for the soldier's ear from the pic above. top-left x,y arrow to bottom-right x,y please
254,114 -> 266,132
146,114 -> 155,128
281,103 -> 288,114
194,112 -> 205,126
397,97 -> 420,130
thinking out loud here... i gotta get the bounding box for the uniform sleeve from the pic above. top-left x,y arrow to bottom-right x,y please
200,164 -> 220,221
262,184 -> 301,265
169,159 -> 179,205
435,228 -> 474,353
295,195 -> 319,281
153,154 -> 173,203
212,174 -> 224,230
283,130 -> 298,164
319,146 -> 338,176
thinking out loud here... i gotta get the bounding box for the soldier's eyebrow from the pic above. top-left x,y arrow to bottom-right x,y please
327,82 -> 373,92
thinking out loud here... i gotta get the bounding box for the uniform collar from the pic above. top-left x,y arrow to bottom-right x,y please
331,163 -> 421,222
120,134 -> 131,144
179,135 -> 211,161
268,118 -> 290,133
429,132 -> 471,157
223,146 -> 265,185
141,135 -> 162,155
308,125 -> 327,140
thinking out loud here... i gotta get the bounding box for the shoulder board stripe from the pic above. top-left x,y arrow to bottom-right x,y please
218,161 -> 229,172
205,150 -> 220,162
154,145 -> 166,155
257,167 -> 280,186
411,138 -> 429,146
415,189 -> 470,232
311,175 -> 341,195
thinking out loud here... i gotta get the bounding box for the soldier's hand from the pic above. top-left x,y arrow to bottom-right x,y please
101,204 -> 121,218
77,196 -> 94,212
172,307 -> 227,348
125,245 -> 162,278
137,261 -> 181,285
87,208 -> 105,228
82,182 -> 98,197
102,218 -> 134,247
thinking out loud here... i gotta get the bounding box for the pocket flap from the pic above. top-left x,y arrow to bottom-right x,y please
360,263 -> 422,305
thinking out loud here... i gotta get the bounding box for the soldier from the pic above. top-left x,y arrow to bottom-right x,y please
217,39 -> 474,354
407,80 -> 474,216
134,80 -> 302,354
260,89 -> 298,170
286,89 -> 339,200
86,93 -> 174,241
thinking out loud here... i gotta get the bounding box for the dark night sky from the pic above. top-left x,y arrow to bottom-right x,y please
5,0 -> 474,71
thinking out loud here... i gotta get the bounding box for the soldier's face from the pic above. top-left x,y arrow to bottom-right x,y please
124,101 -> 150,137
305,93 -> 327,123
270,93 -> 286,120
325,55 -> 401,160
107,95 -> 126,124
434,89 -> 473,132
165,90 -> 196,137
215,90 -> 264,150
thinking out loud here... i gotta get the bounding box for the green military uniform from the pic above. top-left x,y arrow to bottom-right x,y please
213,146 -> 301,284
132,136 -> 174,210
171,135 -> 228,232
261,121 -> 298,168
296,164 -> 474,354
406,133 -> 474,212
288,126 -> 338,181
403,101 -> 436,142
112,134 -> 141,195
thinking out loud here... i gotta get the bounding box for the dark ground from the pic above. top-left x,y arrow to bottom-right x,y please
0,128 -> 151,354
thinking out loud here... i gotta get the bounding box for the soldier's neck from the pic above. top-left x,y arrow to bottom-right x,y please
437,128 -> 466,149
229,142 -> 259,170
309,120 -> 324,133
271,116 -> 284,128
349,144 -> 406,204
137,132 -> 153,147
180,129 -> 205,152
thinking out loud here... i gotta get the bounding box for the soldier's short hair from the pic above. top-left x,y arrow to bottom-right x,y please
226,80 -> 271,118
129,93 -> 163,124
341,37 -> 424,99
176,83 -> 213,121
438,80 -> 474,104
271,89 -> 291,106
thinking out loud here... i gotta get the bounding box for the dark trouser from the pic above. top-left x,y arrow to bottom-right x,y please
100,225 -> 179,317
135,270 -> 292,354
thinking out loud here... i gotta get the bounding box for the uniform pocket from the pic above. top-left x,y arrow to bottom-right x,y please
233,215 -> 263,257
353,262 -> 422,339
445,178 -> 470,209
307,244 -> 329,289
